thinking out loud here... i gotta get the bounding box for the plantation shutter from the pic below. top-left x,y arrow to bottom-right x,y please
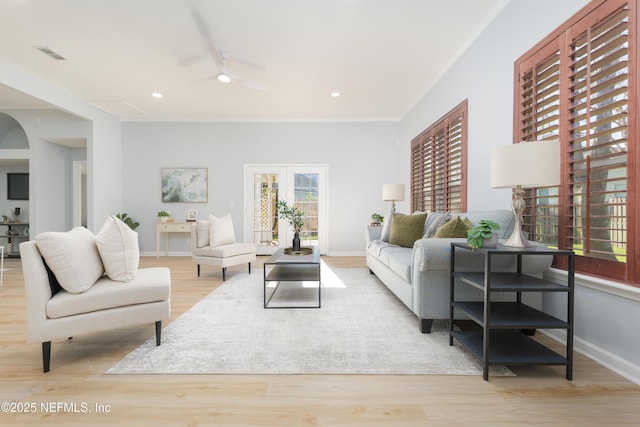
515,0 -> 637,284
411,101 -> 467,214
517,43 -> 562,247
567,3 -> 630,276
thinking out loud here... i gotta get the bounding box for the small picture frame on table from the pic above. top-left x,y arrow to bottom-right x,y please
187,210 -> 198,222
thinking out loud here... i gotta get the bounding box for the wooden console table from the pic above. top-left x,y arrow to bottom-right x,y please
156,221 -> 191,258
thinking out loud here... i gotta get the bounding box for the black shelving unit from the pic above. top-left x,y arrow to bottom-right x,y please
449,243 -> 574,380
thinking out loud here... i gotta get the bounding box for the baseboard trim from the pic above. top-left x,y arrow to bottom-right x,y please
543,329 -> 640,386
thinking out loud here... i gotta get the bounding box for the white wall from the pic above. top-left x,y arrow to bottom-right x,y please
122,121 -> 401,255
400,0 -> 640,384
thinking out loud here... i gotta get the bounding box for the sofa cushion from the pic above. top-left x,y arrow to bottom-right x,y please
36,227 -> 104,294
389,213 -> 427,248
194,242 -> 256,258
435,216 -> 471,238
387,249 -> 413,283
209,214 -> 236,247
46,267 -> 171,319
380,213 -> 393,242
424,212 -> 452,238
95,215 -> 139,282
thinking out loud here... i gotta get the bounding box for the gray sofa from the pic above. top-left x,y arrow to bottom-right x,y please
365,210 -> 553,333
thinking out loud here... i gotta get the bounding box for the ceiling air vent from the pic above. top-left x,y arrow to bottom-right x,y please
33,46 -> 66,61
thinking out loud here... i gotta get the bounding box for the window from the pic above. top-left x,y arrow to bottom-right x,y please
515,0 -> 638,285
411,100 -> 467,213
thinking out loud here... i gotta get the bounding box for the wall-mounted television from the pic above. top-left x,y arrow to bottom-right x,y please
7,173 -> 29,200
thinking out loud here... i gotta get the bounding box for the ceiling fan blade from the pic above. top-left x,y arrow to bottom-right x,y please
189,6 -> 224,70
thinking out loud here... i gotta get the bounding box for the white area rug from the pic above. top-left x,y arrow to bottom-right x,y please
107,265 -> 513,375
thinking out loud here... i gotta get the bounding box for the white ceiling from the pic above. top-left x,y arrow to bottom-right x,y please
0,0 -> 507,121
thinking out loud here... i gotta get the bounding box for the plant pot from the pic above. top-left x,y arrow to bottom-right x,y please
482,232 -> 499,248
160,217 -> 169,222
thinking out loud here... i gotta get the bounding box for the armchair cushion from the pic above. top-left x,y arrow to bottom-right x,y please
195,220 -> 209,248
95,215 -> 139,282
194,242 -> 256,258
36,227 -> 104,294
209,213 -> 236,247
46,267 -> 171,319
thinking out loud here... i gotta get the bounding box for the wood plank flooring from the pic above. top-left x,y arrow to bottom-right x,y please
1,255 -> 639,426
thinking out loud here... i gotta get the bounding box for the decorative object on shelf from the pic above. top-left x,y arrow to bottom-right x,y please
382,184 -> 404,214
115,213 -> 140,231
1,215 -> 8,223
14,207 -> 20,223
491,139 -> 560,247
371,213 -> 384,226
466,220 -> 500,249
187,209 -> 198,222
161,168 -> 208,203
283,247 -> 313,256
276,200 -> 304,251
157,210 -> 171,222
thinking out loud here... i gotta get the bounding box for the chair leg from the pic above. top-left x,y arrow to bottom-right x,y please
155,321 -> 162,346
222,267 -> 226,281
248,262 -> 252,275
197,264 -> 201,277
42,341 -> 51,373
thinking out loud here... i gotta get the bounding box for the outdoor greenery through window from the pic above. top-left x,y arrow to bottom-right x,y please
515,0 -> 637,285
411,100 -> 467,214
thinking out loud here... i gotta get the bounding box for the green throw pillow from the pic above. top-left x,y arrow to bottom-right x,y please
434,216 -> 471,238
389,213 -> 428,248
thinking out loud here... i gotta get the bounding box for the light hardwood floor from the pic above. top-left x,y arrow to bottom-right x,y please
1,255 -> 639,426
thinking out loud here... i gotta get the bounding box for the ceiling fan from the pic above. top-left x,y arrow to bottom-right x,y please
189,6 -> 268,90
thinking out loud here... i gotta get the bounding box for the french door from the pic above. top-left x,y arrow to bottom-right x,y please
244,165 -> 328,255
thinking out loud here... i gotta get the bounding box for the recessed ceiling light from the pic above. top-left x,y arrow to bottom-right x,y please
331,92 -> 340,98
152,92 -> 163,99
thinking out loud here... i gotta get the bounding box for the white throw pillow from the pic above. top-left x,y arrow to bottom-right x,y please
209,214 -> 236,247
36,227 -> 104,294
95,215 -> 140,282
196,219 -> 209,248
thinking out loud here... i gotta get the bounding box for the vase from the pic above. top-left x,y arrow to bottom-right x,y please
482,232 -> 499,248
292,233 -> 301,252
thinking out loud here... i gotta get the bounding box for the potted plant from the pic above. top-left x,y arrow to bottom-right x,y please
466,220 -> 500,249
371,213 -> 384,226
115,213 -> 140,231
157,210 -> 171,222
276,200 -> 305,251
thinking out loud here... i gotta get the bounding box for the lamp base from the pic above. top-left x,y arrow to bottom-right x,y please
502,185 -> 534,248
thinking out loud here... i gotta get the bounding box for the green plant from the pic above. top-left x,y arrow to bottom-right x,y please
371,213 -> 384,223
466,220 -> 500,249
157,210 -> 171,217
276,200 -> 304,233
115,213 -> 140,231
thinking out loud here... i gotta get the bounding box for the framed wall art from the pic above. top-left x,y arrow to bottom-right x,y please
161,168 -> 208,203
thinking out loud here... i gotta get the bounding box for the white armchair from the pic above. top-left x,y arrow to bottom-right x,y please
190,216 -> 256,281
20,227 -> 171,372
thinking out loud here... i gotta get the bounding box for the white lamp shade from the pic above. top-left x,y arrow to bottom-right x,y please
382,184 -> 405,201
490,140 -> 561,188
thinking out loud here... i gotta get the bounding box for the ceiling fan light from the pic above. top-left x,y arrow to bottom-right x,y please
217,73 -> 231,83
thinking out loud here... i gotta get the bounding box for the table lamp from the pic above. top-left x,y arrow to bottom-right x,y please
490,140 -> 560,247
382,184 -> 404,214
